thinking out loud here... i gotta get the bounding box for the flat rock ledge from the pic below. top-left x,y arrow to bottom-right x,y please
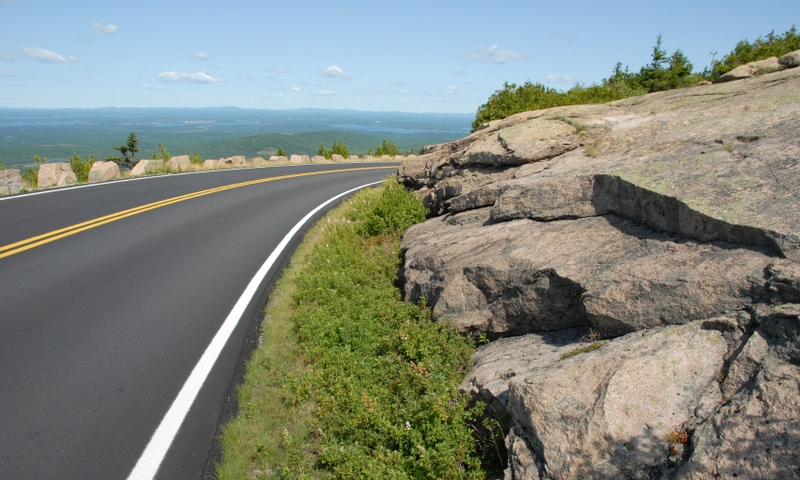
397,66 -> 800,478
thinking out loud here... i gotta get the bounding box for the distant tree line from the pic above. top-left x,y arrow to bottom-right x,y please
472,26 -> 800,130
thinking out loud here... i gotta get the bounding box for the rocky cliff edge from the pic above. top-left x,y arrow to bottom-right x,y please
397,65 -> 800,478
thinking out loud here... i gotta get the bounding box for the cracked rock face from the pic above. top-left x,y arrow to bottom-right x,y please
397,67 -> 800,479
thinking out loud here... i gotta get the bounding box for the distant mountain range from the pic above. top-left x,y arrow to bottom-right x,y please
0,107 -> 472,167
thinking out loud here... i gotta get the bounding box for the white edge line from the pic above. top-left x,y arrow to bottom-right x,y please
126,180 -> 381,480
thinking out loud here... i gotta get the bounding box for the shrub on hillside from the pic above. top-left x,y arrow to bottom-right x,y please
708,26 -> 800,80
70,154 -> 96,183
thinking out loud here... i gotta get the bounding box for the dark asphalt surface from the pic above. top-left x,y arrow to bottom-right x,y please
0,164 -> 398,479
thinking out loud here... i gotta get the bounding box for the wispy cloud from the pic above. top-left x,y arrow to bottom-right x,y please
240,74 -> 254,81
0,70 -> 31,79
189,52 -> 212,60
267,75 -> 280,82
266,66 -> 289,73
313,89 -> 335,95
454,70 -> 467,77
157,71 -> 222,85
142,84 -> 167,91
547,74 -> 576,85
319,65 -> 349,79
292,86 -> 301,92
10,47 -> 78,63
554,33 -> 578,42
361,85 -> 385,95
468,45 -> 529,64
91,22 -> 118,34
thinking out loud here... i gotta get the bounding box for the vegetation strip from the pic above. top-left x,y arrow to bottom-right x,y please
218,179 -> 495,479
0,166 -> 394,260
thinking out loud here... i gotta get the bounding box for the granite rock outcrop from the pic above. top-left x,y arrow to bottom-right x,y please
398,66 -> 800,478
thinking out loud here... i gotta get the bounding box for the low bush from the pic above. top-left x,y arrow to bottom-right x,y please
70,154 -> 96,183
218,178 -> 491,479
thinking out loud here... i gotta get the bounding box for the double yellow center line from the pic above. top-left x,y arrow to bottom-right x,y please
0,166 -> 394,260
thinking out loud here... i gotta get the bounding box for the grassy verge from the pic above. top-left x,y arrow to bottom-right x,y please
217,179 -> 491,479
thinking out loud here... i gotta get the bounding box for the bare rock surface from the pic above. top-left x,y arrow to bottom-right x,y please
251,157 -> 267,166
0,169 -> 23,195
269,155 -> 288,163
203,159 -> 220,169
87,161 -> 120,183
130,159 -> 164,176
397,67 -> 800,478
311,155 -> 326,164
290,154 -> 309,164
38,163 -> 78,188
331,154 -> 344,162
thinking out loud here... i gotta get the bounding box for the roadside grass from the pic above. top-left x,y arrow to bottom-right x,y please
217,179 -> 490,479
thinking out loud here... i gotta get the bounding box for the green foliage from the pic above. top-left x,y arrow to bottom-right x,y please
34,154 -> 47,165
70,154 -> 96,183
471,34 -> 705,130
318,140 -> 351,159
0,162 -> 5,170
21,167 -> 37,188
346,179 -> 428,237
189,151 -> 203,165
374,139 -> 400,157
277,147 -> 286,157
152,142 -> 171,161
286,181 -> 485,477
709,26 -> 800,80
112,130 -> 139,163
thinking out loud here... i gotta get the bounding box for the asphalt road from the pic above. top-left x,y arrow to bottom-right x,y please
0,163 -> 398,479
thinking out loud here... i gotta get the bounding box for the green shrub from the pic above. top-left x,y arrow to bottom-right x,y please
345,179 -> 428,237
70,154 -> 96,183
374,139 -> 400,157
189,151 -> 203,165
319,140 -> 351,159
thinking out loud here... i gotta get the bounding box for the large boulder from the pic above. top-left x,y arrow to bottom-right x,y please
252,157 -> 267,166
289,154 -> 309,164
269,155 -> 288,163
38,163 -> 78,188
221,155 -> 247,166
779,49 -> 800,68
166,155 -> 192,172
130,159 -> 164,176
310,155 -> 326,163
331,154 -> 345,162
87,161 -> 120,183
716,56 -> 784,82
349,155 -> 360,162
0,169 -> 23,195
203,159 -> 220,169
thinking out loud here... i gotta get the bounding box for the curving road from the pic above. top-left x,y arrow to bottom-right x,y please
0,163 -> 398,479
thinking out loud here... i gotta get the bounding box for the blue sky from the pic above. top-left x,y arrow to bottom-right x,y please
0,0 -> 797,113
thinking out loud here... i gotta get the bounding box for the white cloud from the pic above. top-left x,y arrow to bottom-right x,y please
389,80 -> 406,87
267,66 -> 289,73
189,52 -> 212,60
468,45 -> 529,64
157,71 -> 222,85
142,84 -> 167,91
0,70 -> 29,78
319,65 -> 349,79
292,86 -> 301,91
444,85 -> 457,94
361,85 -> 385,95
547,74 -> 576,85
313,89 -> 335,95
17,47 -> 77,63
91,22 -> 118,34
